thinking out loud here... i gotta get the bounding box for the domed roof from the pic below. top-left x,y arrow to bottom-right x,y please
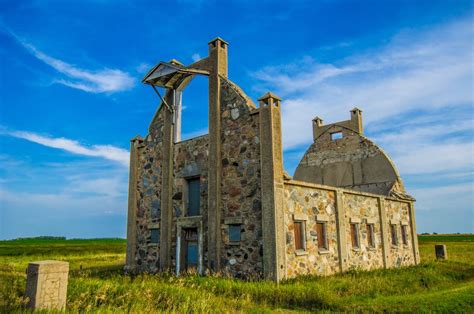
294,110 -> 411,198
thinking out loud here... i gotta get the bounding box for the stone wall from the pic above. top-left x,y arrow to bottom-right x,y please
283,181 -> 417,278
134,106 -> 166,272
343,193 -> 384,270
219,78 -> 263,278
385,200 -> 415,267
171,135 -> 209,269
284,183 -> 340,277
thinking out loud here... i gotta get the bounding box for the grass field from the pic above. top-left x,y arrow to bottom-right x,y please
1,235 -> 473,313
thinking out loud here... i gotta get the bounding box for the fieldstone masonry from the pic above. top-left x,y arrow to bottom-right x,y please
26,260 -> 69,310
125,38 -> 420,281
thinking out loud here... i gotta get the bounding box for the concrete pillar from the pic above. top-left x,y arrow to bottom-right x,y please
26,261 -> 69,310
435,244 -> 447,260
125,136 -> 143,271
408,202 -> 420,264
207,37 -> 228,271
258,92 -> 286,282
350,108 -> 363,134
378,197 -> 390,268
160,90 -> 176,270
312,117 -> 323,141
335,190 -> 348,272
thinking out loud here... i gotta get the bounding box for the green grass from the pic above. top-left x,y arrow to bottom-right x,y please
1,235 -> 473,313
418,234 -> 474,242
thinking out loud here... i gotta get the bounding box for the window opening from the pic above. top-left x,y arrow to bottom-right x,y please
316,222 -> 328,250
228,225 -> 241,242
150,228 -> 160,244
367,224 -> 375,248
350,223 -> 360,248
180,76 -> 209,141
331,131 -> 343,140
187,177 -> 201,216
294,221 -> 306,251
391,224 -> 398,246
401,225 -> 409,245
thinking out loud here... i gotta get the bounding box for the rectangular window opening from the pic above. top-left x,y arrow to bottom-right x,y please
367,224 -> 375,248
331,132 -> 343,140
228,224 -> 241,242
391,224 -> 398,246
187,177 -> 201,216
401,225 -> 409,245
316,222 -> 328,250
350,223 -> 360,249
294,221 -> 306,251
150,228 -> 160,244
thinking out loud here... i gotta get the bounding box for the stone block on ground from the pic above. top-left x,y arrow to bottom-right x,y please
26,260 -> 69,310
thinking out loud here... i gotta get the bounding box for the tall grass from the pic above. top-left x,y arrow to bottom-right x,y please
1,236 -> 473,312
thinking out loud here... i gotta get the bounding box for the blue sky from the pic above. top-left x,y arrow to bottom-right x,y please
0,0 -> 472,239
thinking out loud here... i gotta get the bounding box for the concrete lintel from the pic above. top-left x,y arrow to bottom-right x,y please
366,218 -> 377,224
316,214 -> 329,222
177,216 -> 202,227
293,213 -> 308,221
187,57 -> 211,73
224,217 -> 243,225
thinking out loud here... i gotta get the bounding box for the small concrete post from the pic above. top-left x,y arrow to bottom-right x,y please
26,260 -> 69,310
435,244 -> 447,260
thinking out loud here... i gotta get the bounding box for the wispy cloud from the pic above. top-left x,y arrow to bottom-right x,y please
191,53 -> 201,62
4,129 -> 129,166
0,156 -> 129,239
135,62 -> 151,74
251,17 -> 473,179
251,17 -> 473,229
15,37 -> 135,93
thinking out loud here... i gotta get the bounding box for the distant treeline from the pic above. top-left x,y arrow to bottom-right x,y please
419,233 -> 469,235
11,236 -> 66,241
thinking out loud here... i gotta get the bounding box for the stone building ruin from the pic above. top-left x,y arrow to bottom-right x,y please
125,38 -> 420,281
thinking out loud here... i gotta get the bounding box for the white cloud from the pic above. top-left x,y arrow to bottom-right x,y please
0,154 -> 129,239
191,53 -> 201,62
372,118 -> 473,175
251,17 -> 474,179
5,130 -> 129,166
135,62 -> 151,74
412,183 -> 474,212
18,39 -> 135,93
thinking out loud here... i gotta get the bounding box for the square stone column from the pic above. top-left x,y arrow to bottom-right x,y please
435,244 -> 447,260
26,260 -> 69,310
258,92 -> 286,282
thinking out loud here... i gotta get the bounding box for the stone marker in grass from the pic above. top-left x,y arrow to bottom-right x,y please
26,260 -> 69,310
435,244 -> 447,260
